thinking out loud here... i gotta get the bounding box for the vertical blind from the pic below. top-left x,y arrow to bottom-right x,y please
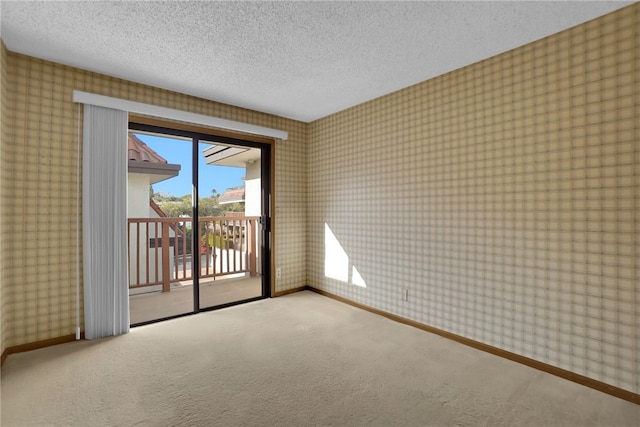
82,105 -> 129,339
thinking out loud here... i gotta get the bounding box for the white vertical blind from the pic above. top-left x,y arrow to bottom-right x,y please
82,105 -> 129,339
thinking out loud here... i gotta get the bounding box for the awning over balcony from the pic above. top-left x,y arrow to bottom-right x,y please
203,143 -> 260,168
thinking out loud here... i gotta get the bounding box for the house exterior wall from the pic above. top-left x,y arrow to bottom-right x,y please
244,160 -> 262,275
308,4 -> 639,394
244,160 -> 261,217
127,173 -> 151,219
1,50 -> 307,349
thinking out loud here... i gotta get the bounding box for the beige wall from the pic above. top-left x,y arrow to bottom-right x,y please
1,49 -> 307,349
308,4 -> 638,394
1,41 -> 8,356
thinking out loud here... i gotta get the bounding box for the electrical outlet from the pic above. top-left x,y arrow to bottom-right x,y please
276,268 -> 282,279
402,288 -> 409,301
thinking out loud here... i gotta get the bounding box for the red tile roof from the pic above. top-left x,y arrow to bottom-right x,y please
128,133 -> 167,164
219,186 -> 245,204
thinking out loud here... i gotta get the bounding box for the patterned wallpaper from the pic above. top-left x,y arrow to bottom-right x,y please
1,41 -> 8,356
1,50 -> 307,349
308,5 -> 638,393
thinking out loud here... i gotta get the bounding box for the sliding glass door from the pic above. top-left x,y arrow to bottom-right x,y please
197,139 -> 266,309
127,123 -> 271,325
127,132 -> 194,324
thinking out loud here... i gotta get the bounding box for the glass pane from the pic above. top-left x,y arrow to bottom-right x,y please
127,132 -> 195,324
198,141 -> 263,309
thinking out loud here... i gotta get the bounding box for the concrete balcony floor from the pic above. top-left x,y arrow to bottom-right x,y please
129,274 -> 262,325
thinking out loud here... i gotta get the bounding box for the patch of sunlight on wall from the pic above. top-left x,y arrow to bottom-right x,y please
351,266 -> 366,288
324,223 -> 367,288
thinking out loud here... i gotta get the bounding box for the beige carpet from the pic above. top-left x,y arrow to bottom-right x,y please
2,291 -> 638,426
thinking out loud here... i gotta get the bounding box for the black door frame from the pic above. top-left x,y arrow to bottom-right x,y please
129,122 -> 272,325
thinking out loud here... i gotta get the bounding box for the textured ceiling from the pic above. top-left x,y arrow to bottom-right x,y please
0,1 -> 632,122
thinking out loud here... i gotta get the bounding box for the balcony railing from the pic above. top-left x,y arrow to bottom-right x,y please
127,216 -> 259,292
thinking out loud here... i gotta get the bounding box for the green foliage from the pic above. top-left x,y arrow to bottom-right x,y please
203,233 -> 228,250
198,196 -> 223,217
152,190 -> 237,218
226,202 -> 244,213
156,199 -> 190,217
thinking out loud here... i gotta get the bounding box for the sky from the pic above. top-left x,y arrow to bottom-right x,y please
135,133 -> 246,198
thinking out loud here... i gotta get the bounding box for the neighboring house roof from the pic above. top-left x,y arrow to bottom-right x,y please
127,133 -> 181,183
219,186 -> 245,204
128,133 -> 167,164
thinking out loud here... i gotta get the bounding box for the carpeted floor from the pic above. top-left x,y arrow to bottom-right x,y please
2,291 -> 638,426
